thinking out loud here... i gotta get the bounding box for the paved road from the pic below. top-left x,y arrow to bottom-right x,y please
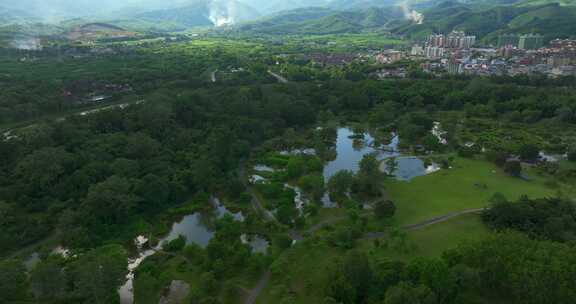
267,70 -> 289,83
2,99 -> 145,141
244,271 -> 271,304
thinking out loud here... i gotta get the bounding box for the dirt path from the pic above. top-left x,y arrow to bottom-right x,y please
244,271 -> 271,304
364,208 -> 486,240
267,70 -> 289,83
404,208 -> 485,231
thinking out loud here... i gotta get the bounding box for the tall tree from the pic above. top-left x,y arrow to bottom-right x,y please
0,259 -> 28,303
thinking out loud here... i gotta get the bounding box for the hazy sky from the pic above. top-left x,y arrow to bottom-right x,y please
0,0 -> 406,21
0,0 -> 193,19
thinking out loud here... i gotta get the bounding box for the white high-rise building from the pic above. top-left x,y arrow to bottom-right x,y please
425,46 -> 445,58
411,45 -> 424,56
428,31 -> 476,49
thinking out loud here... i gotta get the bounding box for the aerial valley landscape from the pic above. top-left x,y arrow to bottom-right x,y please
1,0 -> 576,303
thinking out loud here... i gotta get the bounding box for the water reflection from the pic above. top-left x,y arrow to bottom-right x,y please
241,234 -> 270,254
320,128 -> 445,206
384,157 -> 441,181
254,164 -> 275,172
321,128 -> 399,207
323,128 -> 399,180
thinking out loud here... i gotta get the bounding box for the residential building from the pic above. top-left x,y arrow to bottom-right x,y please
446,31 -> 476,49
498,34 -> 519,48
427,34 -> 445,47
425,46 -> 445,58
519,34 -> 544,50
411,45 -> 424,56
447,58 -> 463,75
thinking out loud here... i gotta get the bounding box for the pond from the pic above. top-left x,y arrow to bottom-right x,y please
160,213 -> 215,248
321,128 -> 442,207
160,198 -> 243,248
241,234 -> 270,254
381,157 -> 441,181
253,164 -> 275,172
322,128 -> 400,181
119,197 -> 245,304
321,128 -> 399,207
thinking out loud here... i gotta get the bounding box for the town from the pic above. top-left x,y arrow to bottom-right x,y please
374,31 -> 576,78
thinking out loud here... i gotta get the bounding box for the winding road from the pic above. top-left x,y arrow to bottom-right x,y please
1,99 -> 145,141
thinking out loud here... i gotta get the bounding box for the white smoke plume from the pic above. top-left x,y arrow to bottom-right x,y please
398,0 -> 424,24
209,0 -> 237,27
10,36 -> 42,50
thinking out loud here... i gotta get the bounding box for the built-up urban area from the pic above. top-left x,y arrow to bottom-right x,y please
374,31 -> 576,78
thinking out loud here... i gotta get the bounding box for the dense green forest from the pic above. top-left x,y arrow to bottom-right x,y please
1,3 -> 576,301
2,53 -> 576,302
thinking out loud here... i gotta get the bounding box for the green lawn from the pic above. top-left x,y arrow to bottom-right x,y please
255,157 -> 551,303
385,157 -> 555,226
408,213 -> 489,257
360,213 -> 490,260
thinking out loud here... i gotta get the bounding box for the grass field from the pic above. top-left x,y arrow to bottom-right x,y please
254,157 -> 558,303
407,213 -> 489,256
360,213 -> 490,260
385,157 -> 555,226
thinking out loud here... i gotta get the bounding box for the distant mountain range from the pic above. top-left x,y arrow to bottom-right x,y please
0,0 -> 575,41
135,0 -> 261,29
238,7 -> 406,35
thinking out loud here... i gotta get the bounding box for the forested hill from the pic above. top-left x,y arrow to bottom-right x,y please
392,1 -> 576,41
238,7 -> 405,35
